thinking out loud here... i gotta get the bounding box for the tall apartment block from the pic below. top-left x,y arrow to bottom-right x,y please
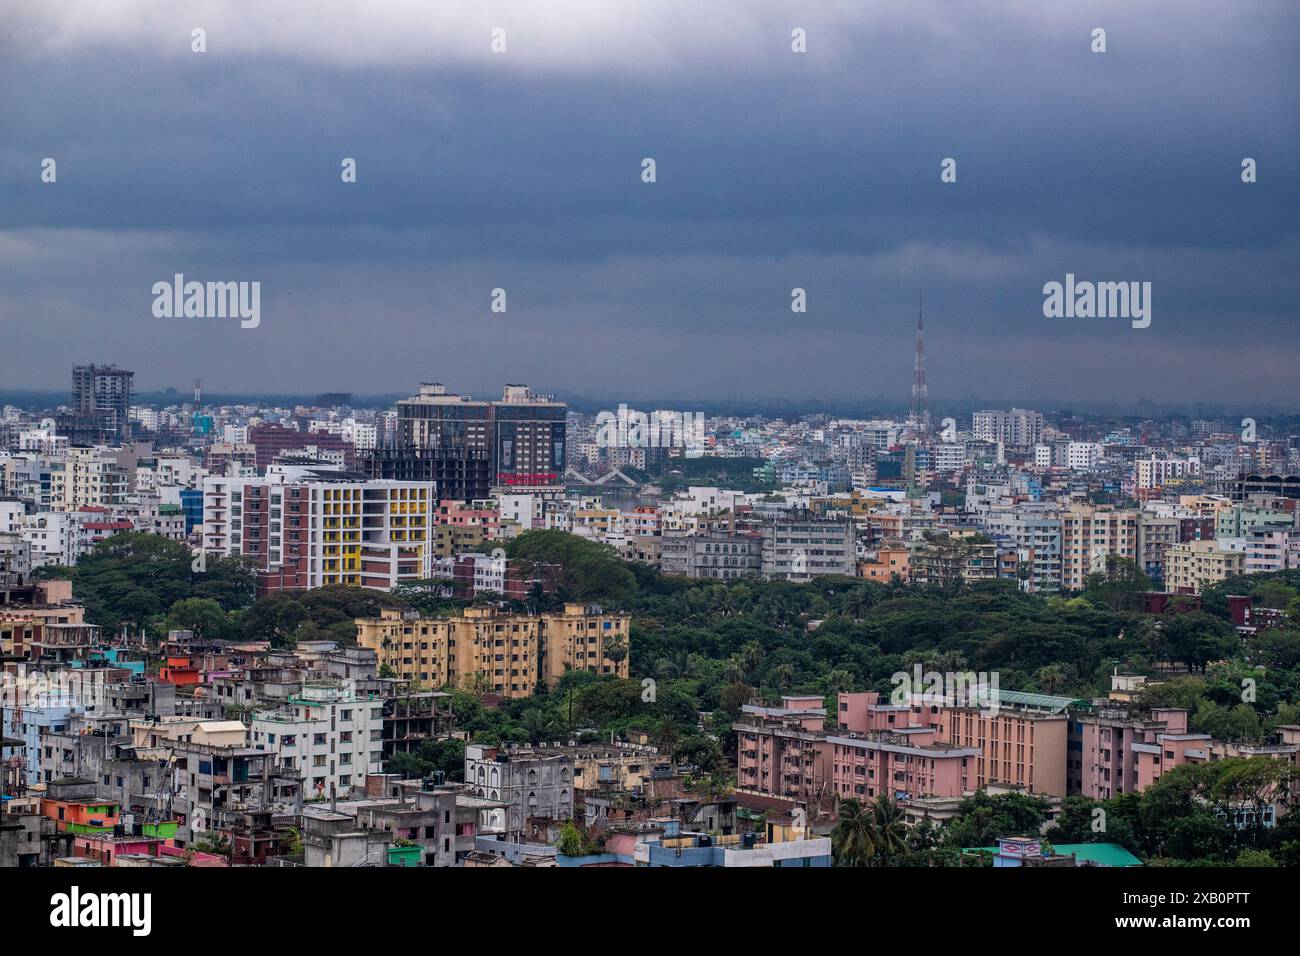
68,364 -> 134,444
202,473 -> 435,592
364,383 -> 566,501
1059,503 -> 1139,591
760,513 -> 856,581
971,408 -> 1043,450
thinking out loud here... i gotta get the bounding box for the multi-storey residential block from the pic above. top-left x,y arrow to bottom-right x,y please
980,505 -> 1061,592
1246,527 -> 1300,573
840,691 -> 1070,797
733,696 -> 832,803
1137,512 -> 1179,582
972,408 -> 1043,450
1059,502 -> 1139,591
1164,539 -> 1246,594
70,364 -> 134,444
1065,442 -> 1103,470
1215,504 -> 1294,539
354,604 -> 630,696
661,531 -> 763,580
735,690 -> 1071,804
1073,706 -> 1193,799
760,513 -> 856,581
248,423 -> 354,470
203,474 -> 434,592
1135,456 -> 1201,491
1131,725 -> 1300,820
828,729 -> 981,802
251,683 -> 385,800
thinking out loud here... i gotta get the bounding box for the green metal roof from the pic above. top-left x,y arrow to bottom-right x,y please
995,690 -> 1091,714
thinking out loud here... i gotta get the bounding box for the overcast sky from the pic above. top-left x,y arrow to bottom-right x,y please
2,1 -> 1297,409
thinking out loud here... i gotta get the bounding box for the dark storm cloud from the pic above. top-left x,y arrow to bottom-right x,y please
1,1 -> 1296,407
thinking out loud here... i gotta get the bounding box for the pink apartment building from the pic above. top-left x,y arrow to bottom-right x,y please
734,696 -> 834,803
738,692 -> 1300,816
735,691 -> 1070,804
1074,706 -> 1191,799
1133,724 -> 1300,803
836,691 -> 1070,797
827,726 -> 980,802
438,499 -> 501,537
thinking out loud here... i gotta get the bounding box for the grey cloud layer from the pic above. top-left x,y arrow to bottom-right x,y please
1,1 -> 1296,405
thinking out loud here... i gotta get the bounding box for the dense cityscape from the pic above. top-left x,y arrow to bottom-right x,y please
2,353 -> 1298,877
6,0 -> 1297,939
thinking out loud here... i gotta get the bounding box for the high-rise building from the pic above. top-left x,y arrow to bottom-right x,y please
971,408 -> 1044,450
367,383 -> 565,501
68,364 -> 134,444
491,384 -> 566,488
1059,503 -> 1139,591
202,472 -> 435,593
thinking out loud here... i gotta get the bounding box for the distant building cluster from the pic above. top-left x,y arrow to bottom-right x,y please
1,363 -> 1298,869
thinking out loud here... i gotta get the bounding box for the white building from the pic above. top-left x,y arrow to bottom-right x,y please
971,409 -> 1043,449
202,475 -> 436,589
1066,442 -> 1104,471
251,684 -> 385,798
21,512 -> 89,567
1136,456 -> 1201,490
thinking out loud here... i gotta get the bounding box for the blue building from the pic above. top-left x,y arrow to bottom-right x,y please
179,488 -> 204,534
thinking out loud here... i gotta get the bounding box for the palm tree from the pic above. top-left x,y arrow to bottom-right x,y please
652,718 -> 679,759
771,663 -> 796,691
722,655 -> 746,685
831,798 -> 878,866
522,708 -> 549,744
670,649 -> 694,679
715,588 -> 743,619
603,633 -> 628,666
839,587 -> 875,619
1035,664 -> 1067,695
824,668 -> 856,695
871,797 -> 907,864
